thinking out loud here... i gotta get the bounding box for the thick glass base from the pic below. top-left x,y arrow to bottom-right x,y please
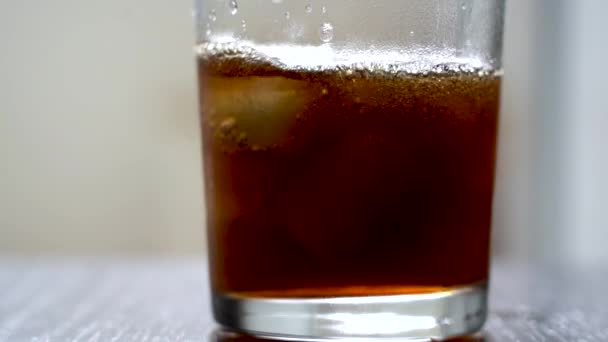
213,283 -> 487,341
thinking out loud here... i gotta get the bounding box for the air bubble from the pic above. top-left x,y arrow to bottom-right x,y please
321,88 -> 329,95
319,22 -> 334,42
285,11 -> 290,19
321,6 -> 327,14
409,31 -> 415,37
205,23 -> 212,36
461,4 -> 467,10
229,0 -> 238,15
220,117 -> 236,132
208,9 -> 217,22
305,4 -> 312,13
271,0 -> 282,3
237,132 -> 248,144
203,42 -> 215,52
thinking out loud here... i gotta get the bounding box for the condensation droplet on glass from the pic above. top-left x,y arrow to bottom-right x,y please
438,317 -> 453,326
205,23 -> 212,36
305,4 -> 312,13
229,0 -> 238,15
285,11 -> 290,19
321,6 -> 327,14
286,21 -> 304,39
319,22 -> 334,43
208,9 -> 217,22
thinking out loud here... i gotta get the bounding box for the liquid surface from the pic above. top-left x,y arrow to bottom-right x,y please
198,44 -> 501,297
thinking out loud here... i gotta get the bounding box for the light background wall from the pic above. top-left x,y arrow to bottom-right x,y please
1,0 -> 606,261
559,0 -> 608,266
0,0 -> 204,255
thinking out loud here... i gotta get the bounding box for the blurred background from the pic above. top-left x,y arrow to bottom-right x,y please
1,0 -> 606,265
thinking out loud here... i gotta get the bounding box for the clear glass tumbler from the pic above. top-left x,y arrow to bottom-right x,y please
195,0 -> 504,340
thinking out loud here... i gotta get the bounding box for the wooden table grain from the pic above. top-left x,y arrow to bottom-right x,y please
0,259 -> 606,341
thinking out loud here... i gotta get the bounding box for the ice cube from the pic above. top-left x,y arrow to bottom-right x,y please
201,76 -> 320,149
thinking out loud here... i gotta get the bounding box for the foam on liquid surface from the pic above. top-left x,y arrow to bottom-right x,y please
196,41 -> 501,76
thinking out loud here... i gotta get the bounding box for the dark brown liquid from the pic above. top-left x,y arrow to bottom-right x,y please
199,48 -> 501,297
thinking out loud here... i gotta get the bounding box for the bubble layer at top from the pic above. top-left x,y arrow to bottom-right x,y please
195,41 -> 501,77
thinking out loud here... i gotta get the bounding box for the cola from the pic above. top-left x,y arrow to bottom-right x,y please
198,45 -> 501,297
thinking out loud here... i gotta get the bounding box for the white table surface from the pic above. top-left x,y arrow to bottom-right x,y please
1,259 -> 607,341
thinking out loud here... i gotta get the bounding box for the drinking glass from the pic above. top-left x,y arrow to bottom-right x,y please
195,0 -> 504,339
